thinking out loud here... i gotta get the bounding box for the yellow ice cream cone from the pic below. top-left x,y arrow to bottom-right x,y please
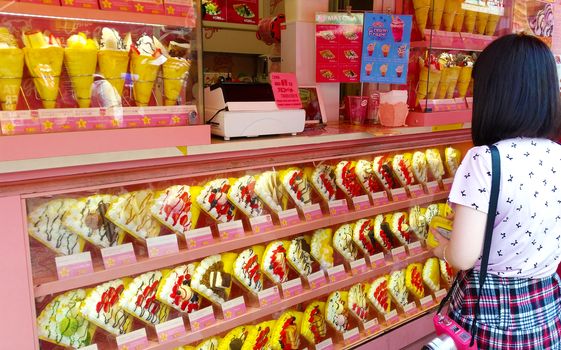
457,66 -> 472,97
429,0 -> 446,29
24,46 -> 64,109
445,66 -> 461,98
453,8 -> 465,32
463,10 -> 477,33
413,0 -> 431,35
130,53 -> 160,107
416,66 -> 441,105
0,48 -> 24,111
162,57 -> 190,106
98,50 -> 129,97
64,48 -> 97,108
442,0 -> 462,31
475,12 -> 489,34
485,14 -> 500,36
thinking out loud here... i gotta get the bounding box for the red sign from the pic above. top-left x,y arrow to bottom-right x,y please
270,73 -> 303,109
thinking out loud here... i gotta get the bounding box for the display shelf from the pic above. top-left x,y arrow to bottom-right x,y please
141,250 -> 434,349
0,0 -> 191,26
406,110 -> 472,127
411,31 -> 496,51
33,191 -> 450,297
203,20 -> 258,31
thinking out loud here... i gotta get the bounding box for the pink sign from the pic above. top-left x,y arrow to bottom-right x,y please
420,295 -> 436,309
101,243 -> 137,269
156,317 -> 187,343
407,241 -> 424,256
426,181 -> 442,194
55,252 -> 94,280
328,199 -> 349,215
435,289 -> 448,302
0,111 -> 40,135
364,319 -> 381,336
316,338 -> 334,350
250,214 -> 275,233
302,203 -> 323,221
185,227 -> 214,249
404,302 -> 418,317
281,278 -> 304,298
278,208 -> 301,227
391,246 -> 407,261
327,265 -> 347,283
391,188 -> 408,202
218,220 -> 245,241
116,328 -> 149,350
147,234 -> 179,258
258,286 -> 281,307
350,258 -> 368,275
188,306 -> 216,331
343,327 -> 361,344
369,252 -> 386,268
222,296 -> 246,320
61,0 -> 99,9
307,270 -> 328,289
270,73 -> 302,110
442,178 -> 454,191
384,309 -> 400,326
163,0 -> 194,19
99,0 -> 164,14
352,195 -> 371,211
371,191 -> 390,206
408,184 -> 426,198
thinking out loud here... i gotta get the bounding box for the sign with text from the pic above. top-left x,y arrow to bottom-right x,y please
250,214 -> 274,233
56,252 -> 94,280
328,199 -> 349,215
116,328 -> 148,350
270,73 -> 302,109
101,243 -> 136,269
258,286 -> 281,307
222,296 -> 247,320
188,306 -> 215,331
147,235 -> 179,258
155,317 -> 187,343
185,226 -> 214,249
278,208 -> 301,227
218,220 -> 245,241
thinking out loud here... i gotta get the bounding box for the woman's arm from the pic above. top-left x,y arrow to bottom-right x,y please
432,204 -> 487,271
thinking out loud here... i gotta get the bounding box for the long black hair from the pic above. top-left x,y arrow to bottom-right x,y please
471,33 -> 561,146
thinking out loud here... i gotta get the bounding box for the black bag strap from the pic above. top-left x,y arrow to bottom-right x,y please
436,144 -> 501,348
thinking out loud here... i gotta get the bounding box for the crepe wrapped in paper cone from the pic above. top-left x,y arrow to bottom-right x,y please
428,0 -> 445,29
475,11 -> 489,34
156,263 -> 202,313
456,54 -> 475,97
162,56 -> 190,105
333,223 -> 358,261
311,228 -> 334,269
242,320 -> 276,350
262,240 -> 290,284
367,275 -> 391,315
218,325 -> 253,350
0,47 -> 24,111
270,310 -> 303,350
65,33 -> 98,108
301,301 -> 327,345
307,165 -> 337,202
422,257 -> 441,292
191,253 -> 237,304
453,7 -> 465,32
440,258 -> 454,285
425,149 -> 445,183
444,146 -> 462,176
485,14 -> 500,35
412,151 -> 428,187
413,0 -> 430,35
416,54 -> 441,105
325,291 -> 349,333
446,66 -> 461,98
348,283 -> 369,321
388,269 -> 408,307
24,45 -> 63,109
463,10 -> 477,33
353,218 -> 377,256
287,236 -> 313,277
98,50 -> 129,96
435,53 -> 456,99
442,0 -> 462,31
405,263 -> 425,300
409,205 -> 428,240
130,52 -> 160,106
233,245 -> 265,294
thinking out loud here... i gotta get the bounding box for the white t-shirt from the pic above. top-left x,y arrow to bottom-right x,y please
448,137 -> 561,278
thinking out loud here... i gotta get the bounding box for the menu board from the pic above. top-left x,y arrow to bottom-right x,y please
202,0 -> 258,25
360,13 -> 412,84
315,12 -> 364,83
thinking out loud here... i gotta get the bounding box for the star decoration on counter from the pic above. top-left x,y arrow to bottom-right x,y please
77,118 -> 87,128
59,267 -> 70,277
112,118 -> 121,127
159,334 -> 168,342
171,115 -> 181,124
225,310 -> 232,318
150,248 -> 159,256
106,258 -> 115,268
42,120 -> 53,131
64,0 -> 74,4
135,3 -> 145,11
142,116 -> 151,125
101,0 -> 112,8
166,5 -> 175,14
3,122 -> 15,134
188,239 -> 196,248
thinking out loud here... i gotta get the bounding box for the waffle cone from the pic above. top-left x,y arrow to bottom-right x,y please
475,12 -> 489,34
24,46 -> 63,109
442,0 -> 462,31
416,66 -> 441,105
457,66 -> 472,97
429,0 -> 446,29
64,48 -> 98,108
453,8 -> 465,32
485,14 -> 500,35
162,57 -> 190,106
0,48 -> 24,111
463,10 -> 476,33
130,53 -> 160,106
98,50 -> 129,97
445,66 -> 461,98
413,0 -> 430,35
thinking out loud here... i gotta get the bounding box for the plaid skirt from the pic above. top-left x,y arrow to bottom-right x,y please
448,270 -> 561,349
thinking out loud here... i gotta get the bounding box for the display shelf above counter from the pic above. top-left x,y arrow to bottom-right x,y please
411,30 -> 496,51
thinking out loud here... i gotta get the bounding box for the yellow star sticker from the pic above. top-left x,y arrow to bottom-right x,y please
253,226 -> 260,233
120,345 -> 129,350
150,248 -> 159,256
171,115 -> 181,124
101,0 -> 112,8
142,115 -> 151,125
225,310 -> 232,318
285,290 -> 291,297
60,267 -> 70,277
135,2 -> 144,11
221,232 -> 229,239
261,299 -> 268,306
77,118 -> 87,128
166,5 -> 175,14
43,120 -> 53,131
330,276 -> 336,282
159,333 -> 168,342
3,122 -> 15,134
106,258 -> 115,267
281,219 -> 288,226
311,282 -> 316,289
192,321 -> 199,330
189,239 -> 196,248
64,0 -> 73,4
112,118 -> 120,127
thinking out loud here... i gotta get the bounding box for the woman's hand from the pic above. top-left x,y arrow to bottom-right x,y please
430,226 -> 449,261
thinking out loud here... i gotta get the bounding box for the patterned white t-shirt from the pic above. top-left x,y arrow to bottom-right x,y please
448,137 -> 561,278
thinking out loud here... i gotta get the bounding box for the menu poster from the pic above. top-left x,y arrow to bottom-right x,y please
360,13 -> 412,84
316,12 -> 364,83
202,0 -> 259,24
202,0 -> 227,21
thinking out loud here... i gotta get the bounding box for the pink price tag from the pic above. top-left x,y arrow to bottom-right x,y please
364,319 -> 381,336
101,243 -> 137,269
80,345 -> 98,350
327,265 -> 347,283
420,295 -> 436,309
188,306 -> 215,331
278,208 -> 301,227
391,188 -> 408,202
350,258 -> 368,275
369,252 -> 386,268
404,302 -> 418,317
218,220 -> 245,241
384,309 -> 400,326
306,270 -> 327,289
258,286 -> 281,307
55,252 -> 94,280
371,191 -> 389,206
116,328 -> 149,350
442,178 -> 453,191
435,289 -> 448,302
407,241 -> 424,256
352,195 -> 371,211
269,73 -> 302,109
409,184 -> 426,198
185,227 -> 214,249
250,215 -> 275,233
302,204 -> 323,221
391,246 -> 407,261
343,327 -> 360,344
222,296 -> 247,320
316,338 -> 334,350
426,181 -> 442,194
328,199 -> 349,215
155,317 -> 187,343
147,235 -> 179,258
281,278 -> 304,298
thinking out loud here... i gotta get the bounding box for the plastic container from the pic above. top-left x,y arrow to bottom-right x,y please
344,96 -> 368,125
378,90 -> 409,127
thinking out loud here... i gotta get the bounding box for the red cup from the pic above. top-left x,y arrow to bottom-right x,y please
345,96 -> 369,125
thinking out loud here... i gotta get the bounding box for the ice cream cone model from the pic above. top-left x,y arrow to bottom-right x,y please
453,7 -> 465,32
442,0 -> 462,31
22,30 -> 63,109
475,12 -> 489,35
463,10 -> 477,33
65,33 -> 98,108
444,146 -> 462,176
429,0 -> 446,29
422,257 -> 441,292
0,28 -> 23,111
416,54 -> 441,105
413,0 -> 431,35
368,275 -> 391,315
456,54 -> 474,97
485,14 -> 500,36
405,263 -> 425,300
